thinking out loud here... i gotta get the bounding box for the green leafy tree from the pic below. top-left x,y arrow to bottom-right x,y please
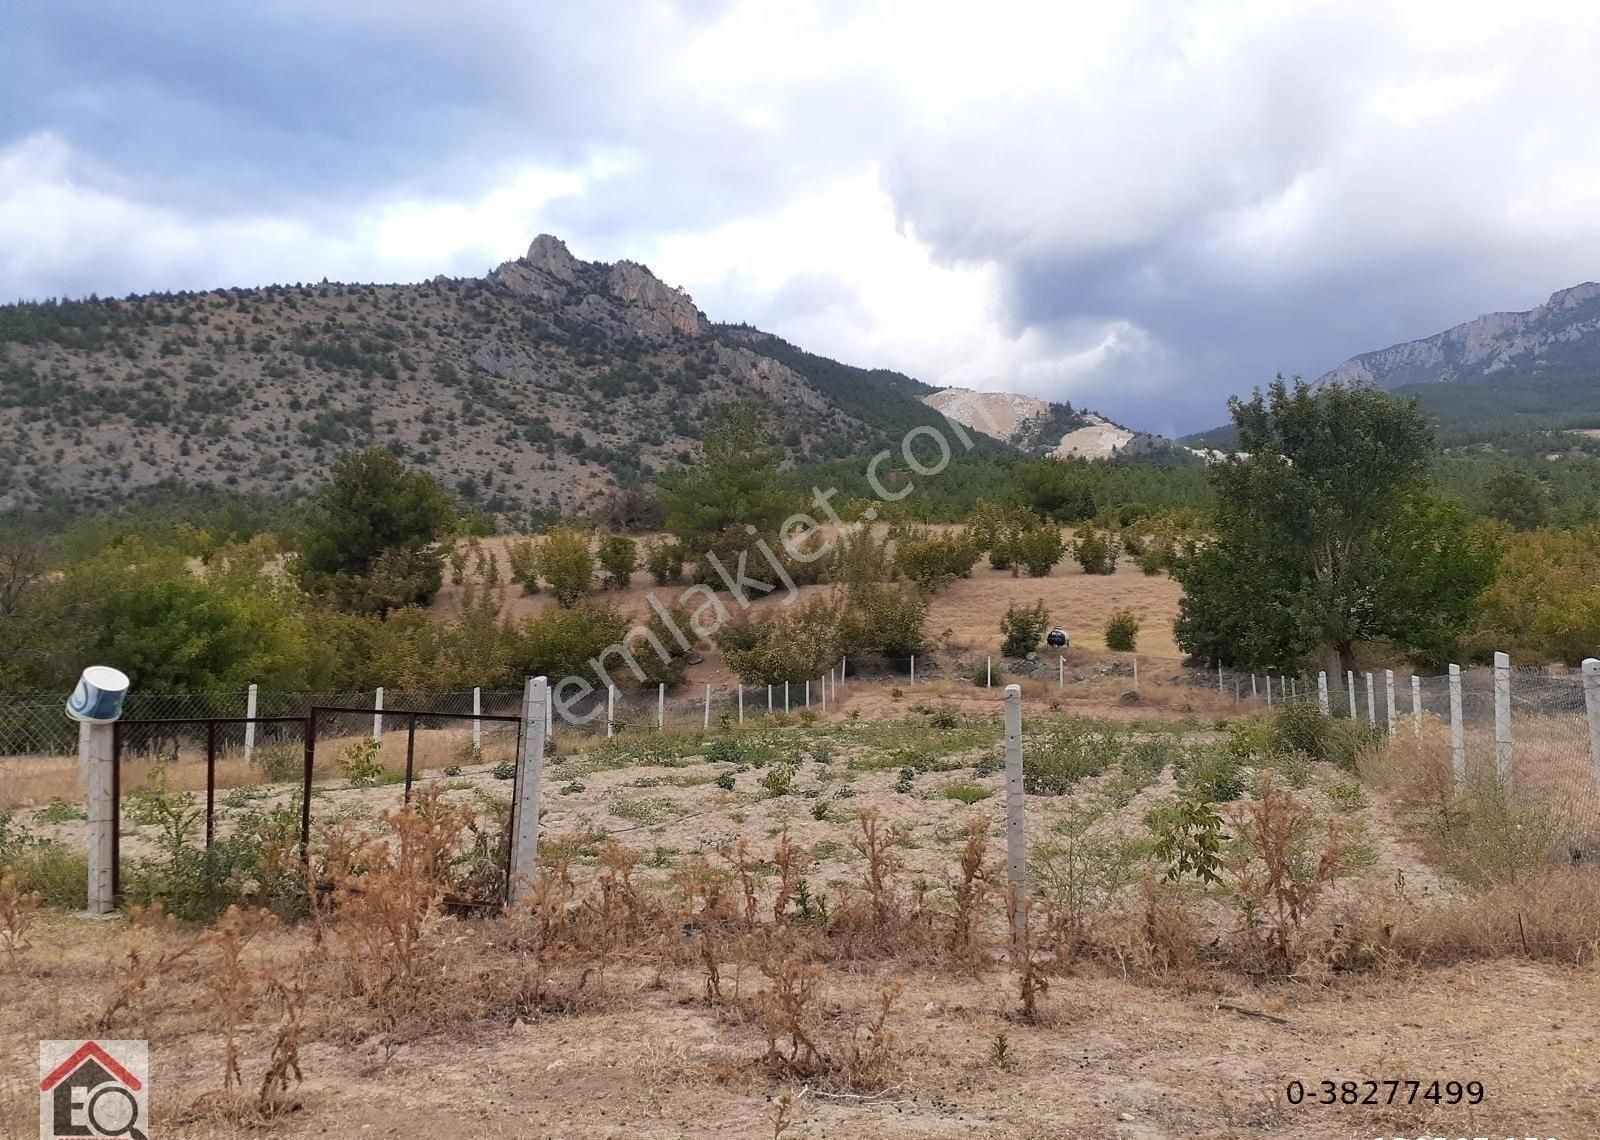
539,527 -> 594,607
596,533 -> 638,590
1000,599 -> 1050,657
1175,378 -> 1498,672
1013,525 -> 1066,577
840,582 -> 928,658
643,539 -> 685,586
296,448 -> 455,614
1481,469 -> 1550,531
1072,527 -> 1117,575
716,595 -> 843,684
1104,610 -> 1140,651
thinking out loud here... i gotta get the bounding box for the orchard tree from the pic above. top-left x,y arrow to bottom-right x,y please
658,404 -> 798,560
1174,378 -> 1498,673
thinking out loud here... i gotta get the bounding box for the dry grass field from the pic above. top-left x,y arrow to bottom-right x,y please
3,695 -> 1598,1138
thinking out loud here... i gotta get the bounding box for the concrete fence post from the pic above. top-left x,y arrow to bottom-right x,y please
1346,670 -> 1356,719
1058,655 -> 1064,689
1217,661 -> 1223,693
508,676 -> 549,904
545,690 -> 553,739
1581,658 -> 1600,795
244,683 -> 259,763
81,719 -> 116,915
784,682 -> 790,713
1265,675 -> 1273,709
1494,651 -> 1513,790
606,685 -> 615,738
987,657 -> 993,688
1132,657 -> 1139,692
1251,674 -> 1258,699
472,686 -> 483,750
1384,669 -> 1397,736
1410,675 -> 1422,736
910,655 -> 916,685
767,684 -> 773,713
704,684 -> 711,730
738,687 -> 744,725
1448,663 -> 1465,788
1317,671 -> 1330,715
820,675 -> 827,712
1364,673 -> 1376,727
372,686 -> 384,742
805,680 -> 811,710
657,682 -> 665,731
1002,683 -> 1027,945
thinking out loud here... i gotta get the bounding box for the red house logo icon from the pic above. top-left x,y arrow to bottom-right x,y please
38,1040 -> 148,1140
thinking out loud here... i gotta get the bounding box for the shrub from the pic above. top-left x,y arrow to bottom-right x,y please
511,602 -> 630,688
940,783 -> 993,804
1146,791 -> 1224,884
840,582 -> 927,658
1022,722 -> 1120,793
539,527 -> 594,606
1176,747 -> 1248,802
1073,528 -> 1117,575
492,759 -> 516,780
442,765 -> 463,777
1000,599 -> 1050,657
253,741 -> 304,783
761,764 -> 796,797
1104,610 -> 1140,651
1013,526 -> 1066,577
37,798 -> 86,824
507,538 -> 540,594
596,533 -> 638,589
644,539 -> 686,586
714,772 -> 737,792
892,526 -> 980,589
338,739 -> 386,787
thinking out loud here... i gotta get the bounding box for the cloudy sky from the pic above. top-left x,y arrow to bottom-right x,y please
4,1 -> 1600,433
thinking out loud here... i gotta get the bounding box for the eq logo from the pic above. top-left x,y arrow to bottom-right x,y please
38,1041 -> 149,1140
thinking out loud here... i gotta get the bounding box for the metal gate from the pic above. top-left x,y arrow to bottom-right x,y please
109,705 -> 525,905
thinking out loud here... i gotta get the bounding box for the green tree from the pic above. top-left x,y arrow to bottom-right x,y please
1175,378 -> 1497,672
658,405 -> 797,554
1014,526 -> 1066,577
596,533 -> 638,590
1481,469 -> 1550,531
539,528 -> 594,607
1000,599 -> 1050,657
296,448 -> 455,613
1014,458 -> 1098,522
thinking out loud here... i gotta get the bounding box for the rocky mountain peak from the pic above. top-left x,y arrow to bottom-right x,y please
524,233 -> 578,282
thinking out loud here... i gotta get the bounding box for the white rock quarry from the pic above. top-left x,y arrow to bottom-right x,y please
1050,413 -> 1136,460
921,387 -> 1050,443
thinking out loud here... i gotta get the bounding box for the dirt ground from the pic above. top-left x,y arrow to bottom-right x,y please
2,917 -> 1596,1140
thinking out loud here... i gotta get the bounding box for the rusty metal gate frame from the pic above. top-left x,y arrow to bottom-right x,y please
109,706 -> 525,905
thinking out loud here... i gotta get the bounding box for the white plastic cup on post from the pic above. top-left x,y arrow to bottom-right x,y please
1580,658 -> 1600,795
1448,664 -> 1465,787
373,686 -> 384,743
1365,673 -> 1376,726
1384,669 -> 1397,736
606,684 -> 615,739
244,683 -> 258,763
1410,675 -> 1422,736
1317,671 -> 1330,715
473,686 -> 483,750
508,676 -> 549,904
1493,651 -> 1512,790
704,684 -> 711,730
1002,683 -> 1027,946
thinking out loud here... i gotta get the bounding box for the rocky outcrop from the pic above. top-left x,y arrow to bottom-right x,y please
1319,282 -> 1600,389
921,387 -> 1051,443
606,261 -> 707,339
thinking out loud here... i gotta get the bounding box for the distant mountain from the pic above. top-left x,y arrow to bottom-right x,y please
0,235 -> 995,521
921,386 -> 1193,461
1183,282 -> 1600,448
